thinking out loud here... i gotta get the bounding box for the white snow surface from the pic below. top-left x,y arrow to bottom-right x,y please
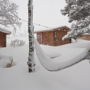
0,43 -> 90,90
35,40 -> 88,71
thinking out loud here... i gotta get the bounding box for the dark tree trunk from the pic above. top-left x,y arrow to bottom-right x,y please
27,0 -> 35,72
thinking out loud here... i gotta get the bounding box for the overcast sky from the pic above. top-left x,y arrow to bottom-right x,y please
8,0 -> 71,40
33,0 -> 71,30
14,0 -> 71,31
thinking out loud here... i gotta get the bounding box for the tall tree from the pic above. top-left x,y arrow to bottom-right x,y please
27,0 -> 35,72
0,0 -> 20,29
61,0 -> 90,40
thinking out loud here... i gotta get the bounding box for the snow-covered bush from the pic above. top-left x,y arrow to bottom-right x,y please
0,56 -> 15,68
10,39 -> 25,47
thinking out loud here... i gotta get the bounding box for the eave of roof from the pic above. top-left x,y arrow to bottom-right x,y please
34,26 -> 70,33
0,27 -> 11,35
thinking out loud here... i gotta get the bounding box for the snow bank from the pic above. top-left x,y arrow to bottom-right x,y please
60,42 -> 90,50
40,39 -> 90,58
35,40 -> 89,71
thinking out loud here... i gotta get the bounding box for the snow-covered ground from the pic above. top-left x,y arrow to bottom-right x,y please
0,43 -> 90,90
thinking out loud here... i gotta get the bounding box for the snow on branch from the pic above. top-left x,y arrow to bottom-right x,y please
61,0 -> 90,39
0,0 -> 21,29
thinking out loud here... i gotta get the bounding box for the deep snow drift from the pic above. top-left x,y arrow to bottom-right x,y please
0,43 -> 90,90
34,39 -> 88,71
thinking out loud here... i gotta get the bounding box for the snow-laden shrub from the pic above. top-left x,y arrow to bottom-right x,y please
0,56 -> 15,68
10,39 -> 25,47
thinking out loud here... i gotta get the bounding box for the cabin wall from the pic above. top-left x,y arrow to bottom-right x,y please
0,32 -> 6,47
42,32 -> 54,45
53,31 -> 71,46
37,32 -> 43,44
37,30 -> 71,46
78,35 -> 90,40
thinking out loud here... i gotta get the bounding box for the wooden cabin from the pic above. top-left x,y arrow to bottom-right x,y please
78,34 -> 90,40
34,26 -> 71,46
0,28 -> 11,47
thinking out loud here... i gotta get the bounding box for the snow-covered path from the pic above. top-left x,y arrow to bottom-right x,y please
0,45 -> 90,90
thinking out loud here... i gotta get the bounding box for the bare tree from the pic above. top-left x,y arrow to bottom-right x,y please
0,0 -> 20,28
27,0 -> 35,72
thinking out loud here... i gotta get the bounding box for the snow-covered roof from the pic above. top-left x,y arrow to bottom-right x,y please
34,26 -> 70,33
0,26 -> 11,35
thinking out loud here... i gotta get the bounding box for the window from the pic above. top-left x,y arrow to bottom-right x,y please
54,32 -> 58,39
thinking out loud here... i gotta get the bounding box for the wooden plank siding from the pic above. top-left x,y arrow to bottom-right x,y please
42,32 -> 54,45
37,32 -> 42,44
36,30 -> 71,46
35,26 -> 71,46
53,31 -> 71,46
78,34 -> 90,40
0,32 -> 6,47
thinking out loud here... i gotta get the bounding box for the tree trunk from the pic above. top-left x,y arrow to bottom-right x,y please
27,0 -> 35,72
